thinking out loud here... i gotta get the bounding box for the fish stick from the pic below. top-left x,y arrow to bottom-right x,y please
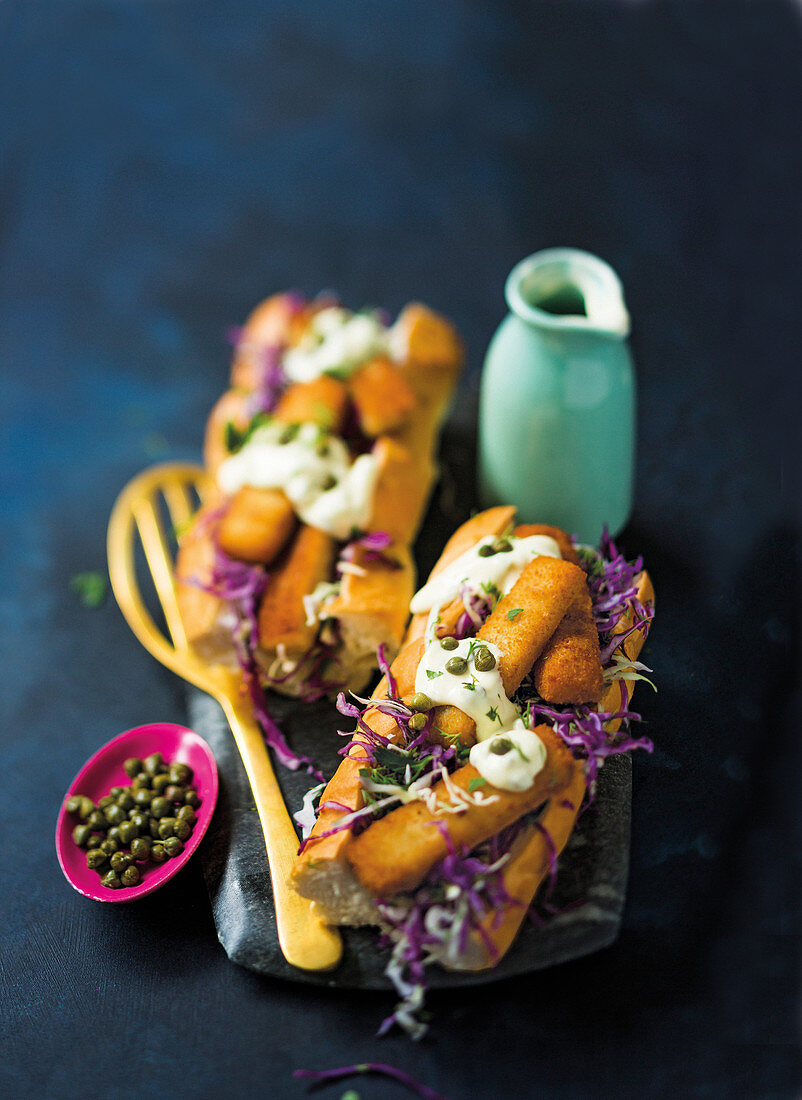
348,357 -> 417,436
345,724 -> 575,897
216,486 -> 297,565
256,524 -> 336,658
531,586 -> 604,704
273,375 -> 349,431
367,435 -> 437,545
429,557 -> 588,747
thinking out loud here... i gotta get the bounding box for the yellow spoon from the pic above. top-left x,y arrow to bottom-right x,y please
107,462 -> 343,972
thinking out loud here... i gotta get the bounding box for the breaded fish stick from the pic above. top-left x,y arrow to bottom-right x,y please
216,486 -> 297,565
430,557 -> 588,747
346,724 -> 575,897
532,586 -> 604,705
273,375 -> 349,431
257,524 -> 336,658
348,357 -> 417,436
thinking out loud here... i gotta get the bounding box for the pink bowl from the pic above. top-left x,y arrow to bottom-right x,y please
56,722 -> 218,903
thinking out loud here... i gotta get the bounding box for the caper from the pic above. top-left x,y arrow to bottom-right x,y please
132,773 -> 151,790
163,837 -> 184,858
158,818 -> 177,840
130,811 -> 149,832
150,796 -> 169,819
173,820 -> 192,841
87,810 -> 107,831
118,821 -> 138,845
151,773 -> 171,793
315,440 -> 330,457
110,851 -> 133,872
100,838 -> 119,856
164,785 -> 184,803
71,824 -> 91,847
98,794 -> 116,810
121,865 -> 141,887
107,826 -> 121,844
495,538 -> 513,553
133,788 -> 153,806
130,837 -> 151,862
115,790 -> 135,811
104,804 -> 126,827
149,818 -> 161,839
489,738 -> 513,755
440,636 -> 459,651
184,790 -> 201,809
474,648 -> 497,672
278,423 -> 299,445
66,796 -> 82,815
445,656 -> 468,676
101,871 -> 122,889
176,805 -> 197,825
408,692 -> 433,712
169,763 -> 192,785
86,848 -> 108,870
407,712 -> 427,732
123,757 -> 143,778
151,843 -> 168,864
86,834 -> 103,850
144,752 -> 163,776
321,474 -> 337,491
109,786 -> 125,798
477,543 -> 496,557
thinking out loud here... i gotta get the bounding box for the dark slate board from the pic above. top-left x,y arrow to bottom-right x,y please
188,687 -> 631,990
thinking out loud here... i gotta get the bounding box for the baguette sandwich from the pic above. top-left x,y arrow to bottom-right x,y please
291,507 -> 654,1034
176,293 -> 463,704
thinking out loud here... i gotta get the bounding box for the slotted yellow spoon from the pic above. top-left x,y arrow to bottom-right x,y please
107,462 -> 343,972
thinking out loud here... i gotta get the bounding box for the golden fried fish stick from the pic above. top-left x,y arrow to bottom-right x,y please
256,524 -> 336,658
348,357 -> 417,436
532,587 -> 604,704
216,486 -> 297,565
273,375 -> 349,432
346,725 -> 574,897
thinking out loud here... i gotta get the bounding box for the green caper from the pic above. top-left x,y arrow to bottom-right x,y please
176,805 -> 197,825
109,786 -> 125,798
315,440 -> 330,457
123,757 -> 143,778
130,811 -> 149,832
163,837 -> 184,858
477,543 -> 496,557
440,636 -> 459,651
184,790 -> 201,809
87,810 -> 107,831
118,821 -> 138,845
86,848 -> 108,870
151,773 -> 171,793
164,785 -> 184,803
150,796 -> 169,819
121,865 -> 141,887
98,794 -> 116,810
65,796 -> 82,815
104,804 -> 126,827
115,790 -> 135,811
473,648 -> 497,672
144,752 -> 163,776
495,538 -> 513,553
101,871 -> 121,889
133,788 -> 153,806
149,818 -> 161,839
407,712 -> 427,732
321,474 -> 337,491
99,838 -> 119,856
132,773 -> 151,790
158,818 -> 177,840
173,820 -> 192,842
169,762 -> 192,785
86,834 -> 103,850
151,843 -> 168,864
278,423 -> 299,445
489,738 -> 513,755
445,656 -> 468,676
408,692 -> 433,712
107,826 -> 121,844
110,851 -> 133,872
71,824 -> 91,847
130,837 -> 151,862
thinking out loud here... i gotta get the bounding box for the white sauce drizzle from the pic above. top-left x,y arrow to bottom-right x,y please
409,531 -> 563,792
282,307 -> 395,382
217,420 -> 379,540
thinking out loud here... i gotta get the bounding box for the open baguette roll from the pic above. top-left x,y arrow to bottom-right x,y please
292,506 -> 655,979
175,293 -> 463,696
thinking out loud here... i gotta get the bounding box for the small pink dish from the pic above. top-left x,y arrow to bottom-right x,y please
56,722 -> 218,903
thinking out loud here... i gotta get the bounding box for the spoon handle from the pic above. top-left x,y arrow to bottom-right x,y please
217,689 -> 343,972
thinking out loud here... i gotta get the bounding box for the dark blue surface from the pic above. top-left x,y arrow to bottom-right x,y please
2,2 -> 800,1097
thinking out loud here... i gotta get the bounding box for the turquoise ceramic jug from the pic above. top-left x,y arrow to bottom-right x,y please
477,248 -> 635,544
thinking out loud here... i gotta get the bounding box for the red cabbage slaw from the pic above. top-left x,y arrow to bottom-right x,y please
307,528 -> 654,1039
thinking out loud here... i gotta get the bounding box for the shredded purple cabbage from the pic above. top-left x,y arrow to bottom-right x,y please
294,1063 -> 450,1100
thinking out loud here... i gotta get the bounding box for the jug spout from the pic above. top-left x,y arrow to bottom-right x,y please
505,247 -> 630,338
